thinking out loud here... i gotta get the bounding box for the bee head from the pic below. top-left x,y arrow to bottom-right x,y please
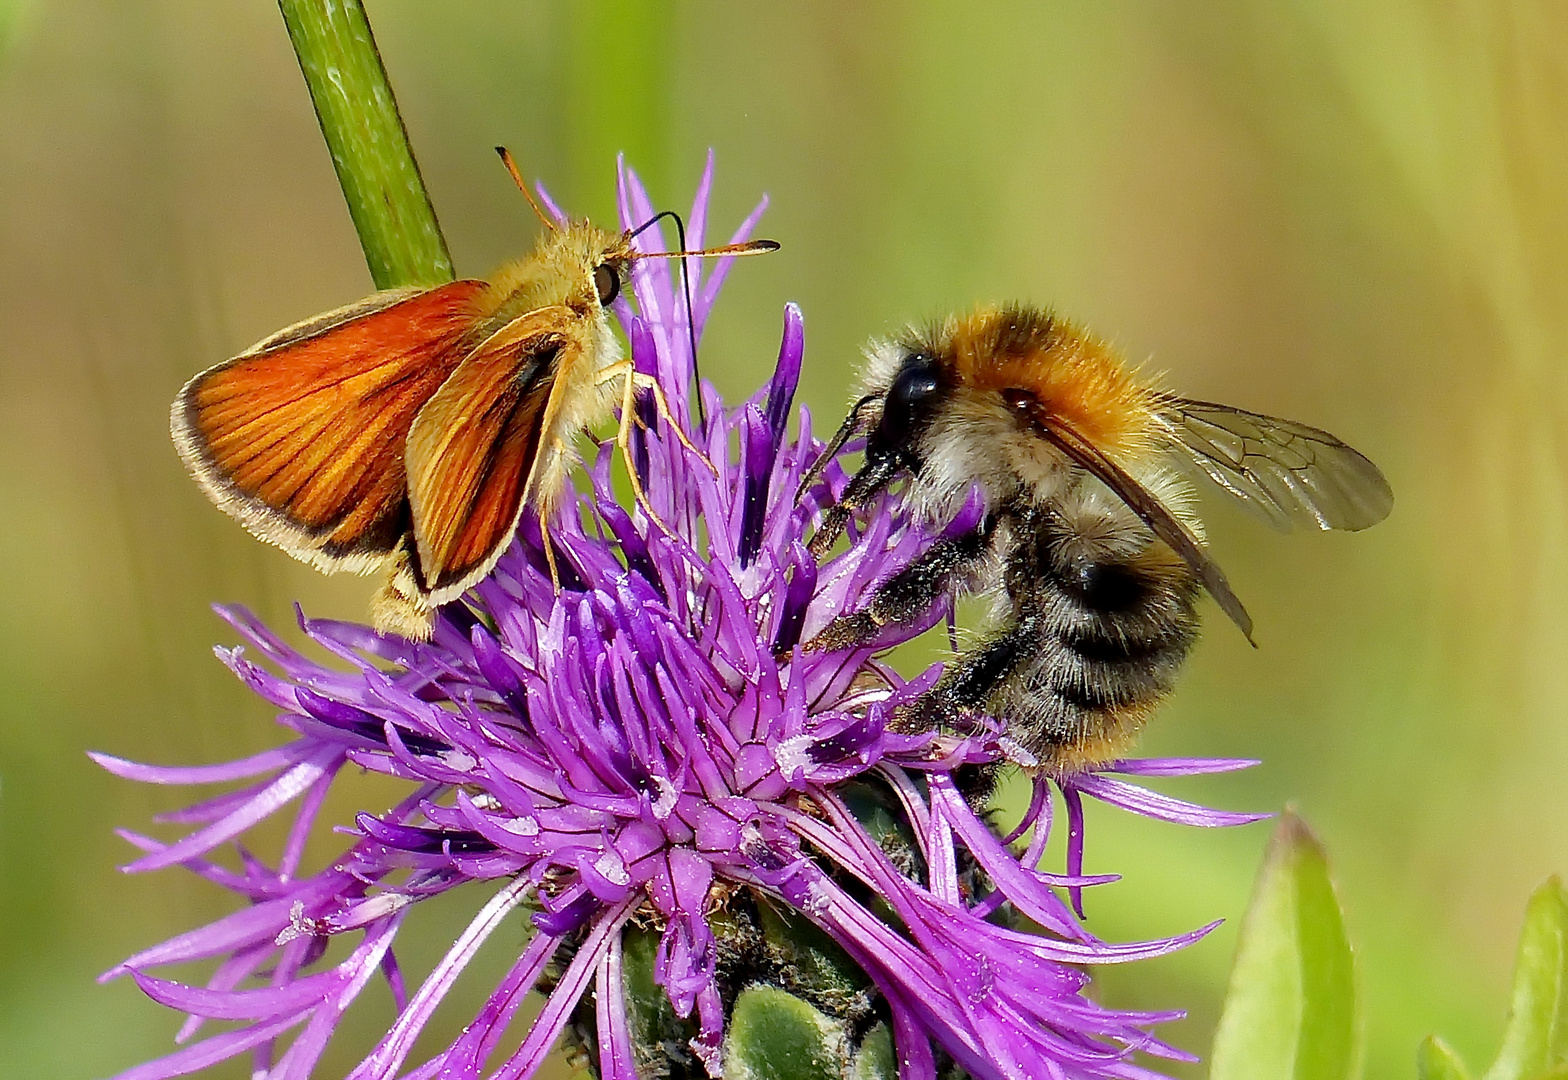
865,351 -> 946,467
802,349 -> 953,555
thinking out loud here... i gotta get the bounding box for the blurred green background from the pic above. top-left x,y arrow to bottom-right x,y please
1,1 -> 1564,1077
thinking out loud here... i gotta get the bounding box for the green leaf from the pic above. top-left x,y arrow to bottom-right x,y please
276,0 -> 454,289
1484,878 -> 1568,1080
1418,1035 -> 1475,1080
849,1023 -> 896,1080
1210,809 -> 1359,1080
756,897 -> 874,1009
724,986 -> 849,1080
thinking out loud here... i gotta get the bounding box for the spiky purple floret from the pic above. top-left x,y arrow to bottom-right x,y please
99,156 -> 1264,1080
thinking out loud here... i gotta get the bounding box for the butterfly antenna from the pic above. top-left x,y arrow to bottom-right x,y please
627,209 -> 706,428
626,212 -> 781,430
669,213 -> 706,429
495,147 -> 557,231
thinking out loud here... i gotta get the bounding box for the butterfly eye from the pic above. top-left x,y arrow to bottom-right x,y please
594,264 -> 620,306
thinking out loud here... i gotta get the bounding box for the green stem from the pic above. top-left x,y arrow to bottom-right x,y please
277,0 -> 454,289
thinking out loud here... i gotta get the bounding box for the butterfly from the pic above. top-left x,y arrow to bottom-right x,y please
172,149 -> 777,639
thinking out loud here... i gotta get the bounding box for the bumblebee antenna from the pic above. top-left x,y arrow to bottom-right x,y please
495,147 -> 557,231
796,394 -> 878,504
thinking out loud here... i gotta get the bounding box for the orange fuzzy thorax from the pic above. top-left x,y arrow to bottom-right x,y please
947,305 -> 1164,463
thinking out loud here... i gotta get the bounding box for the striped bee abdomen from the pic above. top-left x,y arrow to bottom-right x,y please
998,534 -> 1199,769
911,511 -> 1200,773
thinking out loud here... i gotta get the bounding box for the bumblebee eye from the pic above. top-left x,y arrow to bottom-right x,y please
872,354 -> 943,454
593,264 -> 620,306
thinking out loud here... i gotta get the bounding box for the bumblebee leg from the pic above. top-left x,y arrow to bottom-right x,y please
900,612 -> 1047,738
904,615 -> 1049,805
805,521 -> 994,652
927,614 -> 1045,708
804,453 -> 908,558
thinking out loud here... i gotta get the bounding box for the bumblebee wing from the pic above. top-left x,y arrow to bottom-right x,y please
172,281 -> 487,572
1163,398 -> 1393,532
1040,416 -> 1255,643
404,306 -> 579,603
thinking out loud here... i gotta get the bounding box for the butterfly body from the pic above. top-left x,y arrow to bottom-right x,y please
173,144 -> 778,639
174,221 -> 636,639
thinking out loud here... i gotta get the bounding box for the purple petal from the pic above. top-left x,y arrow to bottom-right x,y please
1103,757 -> 1260,777
765,303 -> 804,445
1069,773 -> 1271,828
90,743 -> 312,786
927,777 -> 1086,941
739,404 -> 773,567
490,898 -> 637,1080
433,929 -> 564,1077
595,932 -> 638,1080
122,747 -> 343,873
103,156 -> 1243,1080
695,193 -> 770,328
347,878 -> 533,1080
131,968 -> 343,1020
1063,783 -> 1088,919
533,182 -> 567,225
268,918 -> 401,1080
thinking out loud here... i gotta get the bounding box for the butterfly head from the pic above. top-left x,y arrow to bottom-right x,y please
484,221 -> 632,325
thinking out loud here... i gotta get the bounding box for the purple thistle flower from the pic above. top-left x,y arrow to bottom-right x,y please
98,156 -> 1265,1080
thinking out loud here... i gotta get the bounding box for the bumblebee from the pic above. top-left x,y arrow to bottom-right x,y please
800,304 -> 1392,773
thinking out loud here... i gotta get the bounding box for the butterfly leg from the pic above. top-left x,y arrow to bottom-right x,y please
595,361 -> 718,473
539,521 -> 562,593
628,372 -> 718,476
596,359 -> 674,534
596,360 -> 718,535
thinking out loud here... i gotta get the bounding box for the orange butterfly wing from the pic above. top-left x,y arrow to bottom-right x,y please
403,307 -> 581,600
172,281 -> 486,570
